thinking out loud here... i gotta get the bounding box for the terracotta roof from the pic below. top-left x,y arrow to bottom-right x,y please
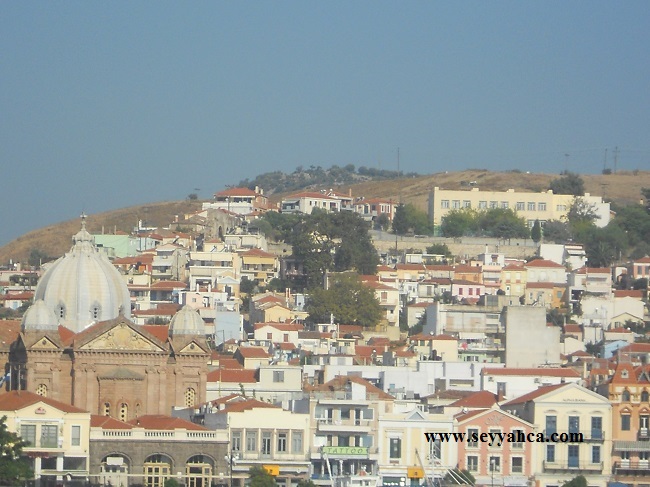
255,295 -> 285,305
0,320 -> 21,349
310,375 -> 394,400
127,415 -> 207,430
338,324 -> 364,335
237,346 -> 270,358
614,290 -> 644,298
141,325 -> 170,343
0,292 -> 34,300
396,264 -> 427,271
409,333 -> 456,341
482,367 -> 580,378
0,391 -> 87,413
454,265 -> 481,273
133,309 -> 177,316
367,337 -> 391,345
241,248 -> 276,258
501,383 -> 567,406
421,278 -> 453,285
564,324 -> 582,333
377,265 -> 396,272
526,282 -> 560,289
449,390 -> 498,408
394,349 -> 417,357
221,398 -> 280,413
254,322 -> 302,332
525,259 -> 565,268
91,415 -> 134,429
633,256 -> 650,263
150,281 -> 187,290
607,327 -> 633,334
619,343 -> 650,353
276,342 -> 297,351
575,267 -> 611,274
286,191 -> 339,200
207,368 -> 257,383
503,264 -> 525,270
363,281 -> 395,290
113,255 -> 154,265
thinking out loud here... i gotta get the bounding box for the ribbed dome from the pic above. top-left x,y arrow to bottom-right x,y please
21,299 -> 59,332
169,306 -> 205,336
34,219 -> 131,333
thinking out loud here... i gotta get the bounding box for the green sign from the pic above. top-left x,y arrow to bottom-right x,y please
322,446 -> 368,456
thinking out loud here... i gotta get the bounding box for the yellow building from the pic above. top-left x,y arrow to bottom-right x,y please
430,187 -> 610,228
239,248 -> 279,285
0,391 -> 91,486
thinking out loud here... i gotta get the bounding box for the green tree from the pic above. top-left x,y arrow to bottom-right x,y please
375,213 -> 390,231
426,243 -> 452,257
531,219 -> 542,243
562,475 -> 587,487
542,220 -> 572,244
582,224 -> 628,267
249,466 -> 277,487
392,204 -> 410,235
477,208 -> 529,239
392,204 -> 433,235
240,277 -> 256,295
164,479 -> 180,487
440,209 -> 478,237
549,172 -> 585,196
0,416 -> 33,485
28,248 -> 51,268
296,480 -> 316,487
306,274 -> 383,328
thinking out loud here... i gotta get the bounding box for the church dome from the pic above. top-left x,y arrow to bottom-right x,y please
34,218 -> 131,333
21,299 -> 59,332
169,306 -> 205,336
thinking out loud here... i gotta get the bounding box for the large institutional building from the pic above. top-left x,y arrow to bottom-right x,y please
429,186 -> 611,228
8,221 -> 209,418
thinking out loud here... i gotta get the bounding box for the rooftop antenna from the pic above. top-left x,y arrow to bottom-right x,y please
603,148 -> 608,172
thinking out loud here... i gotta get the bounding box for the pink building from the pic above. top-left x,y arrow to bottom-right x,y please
455,406 -> 536,487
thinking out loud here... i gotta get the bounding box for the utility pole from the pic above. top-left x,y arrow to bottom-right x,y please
603,148 -> 608,172
613,146 -> 619,173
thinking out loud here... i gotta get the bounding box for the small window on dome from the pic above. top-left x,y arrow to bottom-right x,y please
119,403 -> 128,422
103,402 -> 111,417
90,303 -> 101,320
36,384 -> 47,397
55,303 -> 66,319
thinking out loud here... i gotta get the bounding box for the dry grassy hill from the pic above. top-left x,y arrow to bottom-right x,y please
2,170 -> 649,265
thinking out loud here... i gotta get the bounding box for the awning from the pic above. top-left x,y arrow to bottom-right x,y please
503,476 -> 529,487
613,441 -> 650,451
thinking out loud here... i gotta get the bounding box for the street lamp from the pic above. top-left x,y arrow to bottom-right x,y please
490,458 -> 495,487
225,449 -> 239,487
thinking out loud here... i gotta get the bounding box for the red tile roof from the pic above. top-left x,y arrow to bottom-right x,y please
525,259 -> 565,268
207,368 -> 257,383
215,187 -> 260,197
309,375 -> 394,400
150,281 -> 187,290
141,325 -> 170,343
220,398 -> 280,413
91,415 -> 134,429
409,333 -> 456,341
254,322 -> 302,332
449,390 -> 498,408
614,290 -> 644,298
241,248 -> 276,258
237,347 -> 270,358
501,383 -> 567,406
0,391 -> 87,413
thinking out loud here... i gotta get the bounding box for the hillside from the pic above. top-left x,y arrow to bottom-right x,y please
2,170 -> 649,265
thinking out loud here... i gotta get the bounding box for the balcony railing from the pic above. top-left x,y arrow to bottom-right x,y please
638,428 -> 649,439
543,461 -> 603,471
614,461 -> 650,473
542,430 -> 604,441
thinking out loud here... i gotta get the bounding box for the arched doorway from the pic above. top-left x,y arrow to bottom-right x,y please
186,455 -> 214,487
144,454 -> 173,487
100,454 -> 130,487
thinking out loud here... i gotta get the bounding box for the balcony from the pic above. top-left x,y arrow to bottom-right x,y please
316,418 -> 372,433
543,461 -> 603,472
542,430 -> 605,442
639,428 -> 649,440
614,461 -> 650,474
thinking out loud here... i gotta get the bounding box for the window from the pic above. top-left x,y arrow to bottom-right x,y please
55,303 -> 66,319
490,201 -> 498,209
568,445 -> 579,468
41,424 -> 58,448
185,388 -> 196,408
452,200 -> 461,209
538,202 -> 547,211
119,403 -> 128,422
36,384 -> 47,397
546,445 -> 555,463
501,201 -> 509,209
467,456 -> 478,472
71,425 -> 81,447
516,202 -> 525,211
568,416 -> 580,435
441,200 -> 450,209
622,390 -> 631,401
246,431 -> 257,451
261,432 -> 272,456
103,402 -> 110,417
20,424 -> 35,446
512,429 -> 524,449
528,202 -> 536,211
622,414 -> 631,431
389,438 -> 401,459
489,456 -> 501,473
273,371 -> 285,383
277,432 -> 287,452
91,303 -> 101,320
283,334 -> 289,342
468,428 -> 479,447
463,200 -> 471,208
641,390 -> 649,402
592,445 -> 601,464
429,437 -> 441,460
546,415 -> 557,435
292,431 -> 303,453
511,457 -> 523,474
591,417 -> 602,439
267,333 -> 272,340
479,201 -> 487,209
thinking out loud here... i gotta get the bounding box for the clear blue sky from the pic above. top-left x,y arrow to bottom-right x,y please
2,1 -> 649,246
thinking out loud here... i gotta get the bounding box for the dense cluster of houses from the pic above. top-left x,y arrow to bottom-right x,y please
0,185 -> 648,487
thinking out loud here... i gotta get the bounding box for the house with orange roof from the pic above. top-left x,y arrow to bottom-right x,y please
90,412 -> 227,487
525,258 -> 567,285
597,361 -> 650,487
233,346 -> 271,369
524,281 -> 567,309
408,333 -> 459,361
454,406 -> 537,487
253,322 -> 303,346
175,395 -> 311,487
502,382 -> 611,487
239,248 -> 279,284
353,197 -> 398,223
500,263 -> 527,298
151,243 -> 189,281
205,186 -> 270,215
281,191 -> 342,214
187,248 -> 241,298
0,391 -> 91,485
631,255 -> 650,280
362,280 -> 400,330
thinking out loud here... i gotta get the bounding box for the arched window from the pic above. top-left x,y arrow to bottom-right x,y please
119,403 -> 128,422
622,390 -> 631,402
185,388 -> 196,408
103,402 -> 111,417
55,303 -> 66,319
144,454 -> 172,487
90,302 -> 101,321
186,455 -> 213,487
36,384 -> 47,397
642,390 -> 649,403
